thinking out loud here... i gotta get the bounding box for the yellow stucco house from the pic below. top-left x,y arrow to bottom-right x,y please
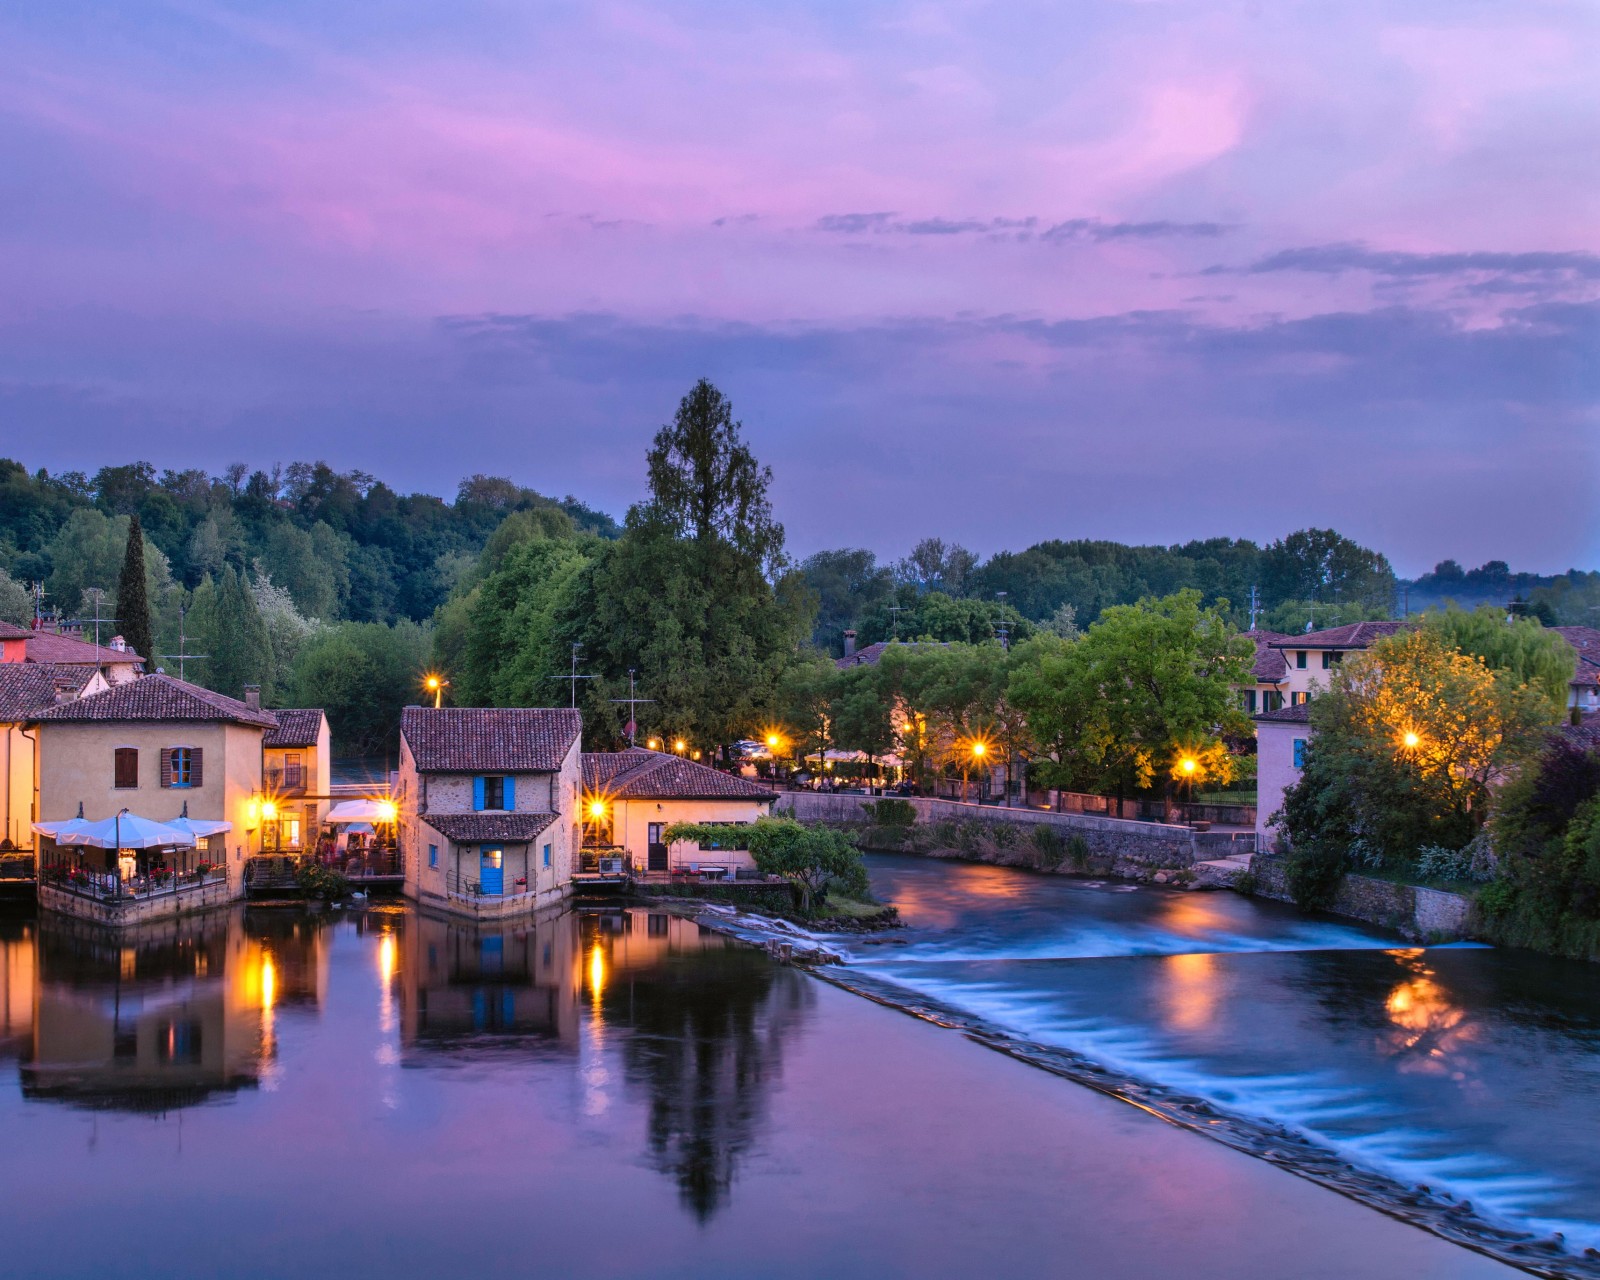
30,674 -> 280,918
581,748 -> 777,876
1,661 -> 109,857
261,707 -> 332,854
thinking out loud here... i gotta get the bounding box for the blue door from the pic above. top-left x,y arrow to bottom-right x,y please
480,846 -> 503,895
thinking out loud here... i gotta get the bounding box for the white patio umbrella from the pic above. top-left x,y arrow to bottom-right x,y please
57,810 -> 196,850
325,799 -> 394,824
167,802 -> 232,841
33,802 -> 93,843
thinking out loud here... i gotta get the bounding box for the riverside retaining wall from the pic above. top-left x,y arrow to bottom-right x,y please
775,791 -> 1253,879
1250,856 -> 1476,942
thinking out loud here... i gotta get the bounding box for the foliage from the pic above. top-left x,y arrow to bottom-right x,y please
115,514 -> 155,666
458,535 -> 595,707
284,620 -> 430,754
1422,605 -> 1577,717
296,861 -> 351,901
252,568 -> 320,692
1261,598 -> 1390,634
665,817 -> 869,913
0,568 -> 28,625
1281,629 -> 1553,880
188,564 -> 275,703
796,548 -> 895,654
1260,528 -> 1395,611
861,798 -> 916,827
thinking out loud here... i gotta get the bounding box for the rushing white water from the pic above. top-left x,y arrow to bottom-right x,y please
845,855 -> 1600,1267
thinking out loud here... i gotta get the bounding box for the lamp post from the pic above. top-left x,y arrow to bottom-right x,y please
424,674 -> 449,709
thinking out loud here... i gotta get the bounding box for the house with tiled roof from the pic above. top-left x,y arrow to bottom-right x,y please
1265,621 -> 1413,706
1235,630 -> 1291,716
1252,701 -> 1313,851
399,706 -> 583,918
1553,627 -> 1600,716
0,663 -> 110,853
0,627 -> 146,685
261,708 -> 331,854
834,633 -> 950,671
580,748 -> 777,876
29,674 -> 280,912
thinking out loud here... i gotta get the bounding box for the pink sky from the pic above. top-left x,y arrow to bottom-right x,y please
0,0 -> 1596,572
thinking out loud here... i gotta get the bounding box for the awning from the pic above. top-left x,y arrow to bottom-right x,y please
167,816 -> 233,840
55,812 -> 196,850
326,799 -> 395,824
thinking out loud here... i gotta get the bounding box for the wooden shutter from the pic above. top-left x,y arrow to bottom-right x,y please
191,748 -> 203,787
503,775 -> 516,811
114,748 -> 138,789
473,776 -> 486,811
160,748 -> 173,788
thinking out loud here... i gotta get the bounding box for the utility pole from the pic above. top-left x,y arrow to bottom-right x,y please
608,669 -> 655,747
995,591 -> 1009,652
552,643 -> 597,709
888,604 -> 905,640
28,582 -> 47,631
158,603 -> 208,681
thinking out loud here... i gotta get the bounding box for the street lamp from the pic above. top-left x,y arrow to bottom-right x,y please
673,739 -> 687,755
1402,731 -> 1420,750
423,673 -> 449,709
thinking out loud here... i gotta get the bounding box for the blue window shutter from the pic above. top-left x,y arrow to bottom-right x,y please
473,776 -> 486,811
1293,739 -> 1306,769
503,775 -> 515,810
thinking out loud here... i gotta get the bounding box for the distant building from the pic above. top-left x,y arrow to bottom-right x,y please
1553,627 -> 1600,716
261,707 -> 331,855
834,633 -> 950,671
0,622 -> 146,686
399,706 -> 583,920
581,748 -> 776,875
1253,701 -> 1312,852
1265,621 -> 1413,706
0,663 -> 109,852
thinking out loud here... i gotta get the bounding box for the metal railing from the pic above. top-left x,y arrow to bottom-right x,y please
39,864 -> 228,905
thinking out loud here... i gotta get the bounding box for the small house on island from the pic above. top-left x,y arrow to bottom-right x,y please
581,748 -> 776,878
399,706 -> 583,919
261,707 -> 331,855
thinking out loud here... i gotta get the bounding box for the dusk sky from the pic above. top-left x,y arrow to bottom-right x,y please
2,1 -> 1596,575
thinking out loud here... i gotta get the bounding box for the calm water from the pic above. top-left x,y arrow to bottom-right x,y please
849,855 -> 1600,1262
0,864 -> 1585,1278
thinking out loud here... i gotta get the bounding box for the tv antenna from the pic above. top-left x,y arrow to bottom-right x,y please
552,643 -> 597,709
608,669 -> 656,747
159,602 -> 209,681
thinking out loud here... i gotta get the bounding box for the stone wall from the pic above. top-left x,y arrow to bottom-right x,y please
1250,856 -> 1476,942
776,790 -> 1254,880
39,878 -> 237,927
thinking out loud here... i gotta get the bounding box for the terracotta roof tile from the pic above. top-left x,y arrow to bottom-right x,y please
265,708 -> 326,749
1242,630 -> 1290,681
0,620 -> 32,640
1267,621 -> 1411,651
401,706 -> 580,773
835,639 -> 951,671
422,811 -> 560,843
0,664 -> 95,720
32,673 -> 276,728
1254,702 -> 1312,724
582,749 -> 777,801
22,630 -> 147,667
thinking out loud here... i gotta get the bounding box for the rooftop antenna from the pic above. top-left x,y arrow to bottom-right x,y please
888,604 -> 906,640
608,668 -> 656,747
552,642 -> 596,709
73,589 -> 120,666
158,602 -> 208,681
995,591 -> 1010,651
1248,584 -> 1260,631
28,581 -> 47,631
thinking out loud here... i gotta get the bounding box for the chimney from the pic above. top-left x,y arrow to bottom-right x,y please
109,635 -> 126,652
843,629 -> 857,658
243,684 -> 261,711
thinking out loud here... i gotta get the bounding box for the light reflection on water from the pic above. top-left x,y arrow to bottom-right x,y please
857,853 -> 1600,1255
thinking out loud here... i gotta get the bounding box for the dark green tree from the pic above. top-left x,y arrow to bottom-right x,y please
191,565 -> 274,702
1261,528 -> 1395,612
115,514 -> 154,664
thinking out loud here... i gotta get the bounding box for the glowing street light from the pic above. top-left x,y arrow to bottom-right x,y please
375,799 -> 398,824
1402,731 -> 1421,750
673,739 -> 687,754
423,673 -> 450,708
588,799 -> 608,821
1179,756 -> 1198,776
646,738 -> 661,751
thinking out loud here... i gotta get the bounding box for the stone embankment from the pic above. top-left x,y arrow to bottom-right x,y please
1250,856 -> 1477,942
776,790 -> 1251,883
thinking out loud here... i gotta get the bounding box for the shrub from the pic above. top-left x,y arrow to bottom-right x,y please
1415,844 -> 1474,883
1067,834 -> 1091,870
1285,839 -> 1346,910
296,861 -> 351,901
1031,825 -> 1067,870
861,798 -> 916,827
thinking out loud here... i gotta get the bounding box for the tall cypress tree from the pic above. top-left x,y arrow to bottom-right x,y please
116,514 -> 155,666
196,565 -> 274,702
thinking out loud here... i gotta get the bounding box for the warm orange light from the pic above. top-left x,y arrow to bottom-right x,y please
588,799 -> 607,820
766,734 -> 780,749
1180,757 -> 1198,775
971,741 -> 986,758
261,956 -> 277,1011
674,740 -> 686,753
260,800 -> 278,821
379,933 -> 396,985
1403,731 -> 1421,750
647,738 -> 661,751
424,675 -> 440,691
588,944 -> 606,998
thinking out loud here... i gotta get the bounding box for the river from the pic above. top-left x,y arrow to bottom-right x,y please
0,858 -> 1592,1278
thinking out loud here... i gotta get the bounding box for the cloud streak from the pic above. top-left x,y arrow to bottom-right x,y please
813,213 -> 1230,241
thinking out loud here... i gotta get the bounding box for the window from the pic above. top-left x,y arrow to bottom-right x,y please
1242,689 -> 1257,714
113,747 -> 138,789
1293,691 -> 1310,706
1292,738 -> 1307,769
1262,691 -> 1283,713
542,843 -> 552,869
1295,651 -> 1307,669
1321,651 -> 1333,669
283,753 -> 304,788
473,775 -> 514,810
160,747 -> 202,789
429,843 -> 438,869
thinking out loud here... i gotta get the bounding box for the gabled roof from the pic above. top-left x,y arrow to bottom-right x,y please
401,706 -> 581,773
1553,627 -> 1600,689
582,748 -> 778,801
0,620 -> 32,640
1268,620 -> 1411,651
1242,630 -> 1290,681
1254,702 -> 1311,724
0,664 -> 97,721
20,629 -> 147,667
423,812 -> 559,843
836,639 -> 951,671
31,673 -> 276,728
265,708 -> 327,749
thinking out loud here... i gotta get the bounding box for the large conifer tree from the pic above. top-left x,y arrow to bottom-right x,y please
115,513 -> 155,665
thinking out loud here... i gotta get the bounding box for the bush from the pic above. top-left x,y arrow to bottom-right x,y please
1031,825 -> 1067,870
1285,839 -> 1346,910
1414,844 -> 1474,883
296,861 -> 351,901
861,798 -> 916,827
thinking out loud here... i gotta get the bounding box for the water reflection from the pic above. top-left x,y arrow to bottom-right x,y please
1382,949 -> 1473,1078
